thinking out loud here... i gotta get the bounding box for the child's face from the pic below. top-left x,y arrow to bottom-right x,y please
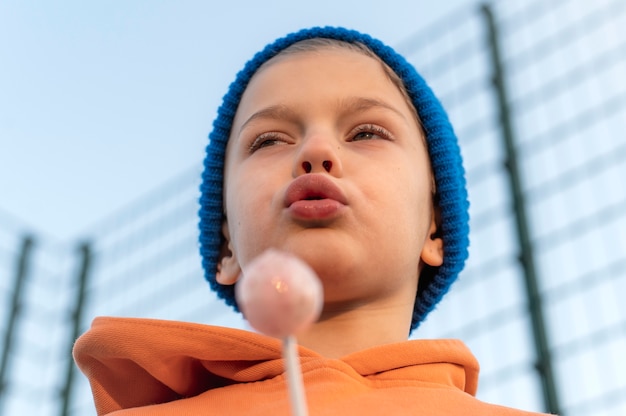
219,47 -> 443,308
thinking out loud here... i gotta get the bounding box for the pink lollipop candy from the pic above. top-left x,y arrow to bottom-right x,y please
237,249 -> 322,416
236,249 -> 323,338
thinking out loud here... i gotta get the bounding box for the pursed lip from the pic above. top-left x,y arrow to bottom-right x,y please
284,174 -> 348,221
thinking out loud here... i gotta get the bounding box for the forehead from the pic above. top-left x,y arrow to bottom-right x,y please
230,48 -> 416,131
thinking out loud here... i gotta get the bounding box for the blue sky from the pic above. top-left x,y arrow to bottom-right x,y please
0,0 -> 479,241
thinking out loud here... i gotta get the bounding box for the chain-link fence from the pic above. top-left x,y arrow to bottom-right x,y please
404,1 -> 626,415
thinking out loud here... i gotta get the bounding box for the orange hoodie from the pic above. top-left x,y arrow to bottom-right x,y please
73,317 -> 551,415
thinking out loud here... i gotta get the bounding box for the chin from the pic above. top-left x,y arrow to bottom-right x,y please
295,246 -> 366,287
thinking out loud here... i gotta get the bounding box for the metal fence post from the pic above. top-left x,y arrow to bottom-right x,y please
481,3 -> 562,414
59,241 -> 92,416
0,235 -> 34,415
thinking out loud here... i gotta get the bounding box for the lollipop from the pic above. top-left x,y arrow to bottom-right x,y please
236,249 -> 323,416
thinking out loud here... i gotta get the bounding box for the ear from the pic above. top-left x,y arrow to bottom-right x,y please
420,210 -> 444,267
216,220 -> 242,285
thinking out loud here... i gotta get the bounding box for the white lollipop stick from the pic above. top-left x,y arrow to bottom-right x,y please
236,249 -> 323,416
283,335 -> 307,416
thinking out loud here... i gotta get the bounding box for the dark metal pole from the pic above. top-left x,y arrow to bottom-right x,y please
481,3 -> 562,414
0,235 -> 34,414
60,242 -> 92,416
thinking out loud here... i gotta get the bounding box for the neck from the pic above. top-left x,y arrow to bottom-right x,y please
295,300 -> 413,359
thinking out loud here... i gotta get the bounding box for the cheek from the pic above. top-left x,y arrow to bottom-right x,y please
225,170 -> 277,266
380,164 -> 432,239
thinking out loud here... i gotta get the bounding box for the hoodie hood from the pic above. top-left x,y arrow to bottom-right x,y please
74,317 -> 482,415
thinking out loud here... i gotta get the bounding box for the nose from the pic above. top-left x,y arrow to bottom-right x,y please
301,160 -> 333,173
293,133 -> 343,177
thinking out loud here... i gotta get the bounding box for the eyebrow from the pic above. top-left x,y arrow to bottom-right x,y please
236,96 -> 408,137
339,96 -> 408,121
237,105 -> 298,137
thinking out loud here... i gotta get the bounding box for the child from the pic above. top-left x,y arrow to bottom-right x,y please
74,27 -> 553,415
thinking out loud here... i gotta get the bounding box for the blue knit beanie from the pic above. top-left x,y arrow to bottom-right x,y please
199,26 -> 469,331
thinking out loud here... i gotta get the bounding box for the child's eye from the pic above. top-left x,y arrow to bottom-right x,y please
249,132 -> 288,152
350,124 -> 393,142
